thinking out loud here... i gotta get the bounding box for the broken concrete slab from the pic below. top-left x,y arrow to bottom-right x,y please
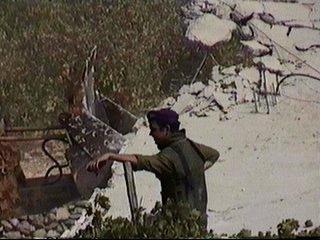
189,81 -> 206,95
178,85 -> 191,95
213,91 -> 233,112
171,94 -> 197,115
241,40 -> 271,57
198,85 -> 216,99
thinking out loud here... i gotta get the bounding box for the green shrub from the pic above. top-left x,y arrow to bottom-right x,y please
277,218 -> 299,238
78,200 -> 217,239
74,193 -> 320,239
0,0 -> 190,127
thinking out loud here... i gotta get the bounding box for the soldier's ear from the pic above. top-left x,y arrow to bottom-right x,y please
165,124 -> 171,135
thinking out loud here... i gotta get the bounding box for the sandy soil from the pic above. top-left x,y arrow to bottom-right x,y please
105,76 -> 320,235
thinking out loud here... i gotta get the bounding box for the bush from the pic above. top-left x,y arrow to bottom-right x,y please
0,0 -> 189,127
76,196 -> 320,239
79,200 -> 217,239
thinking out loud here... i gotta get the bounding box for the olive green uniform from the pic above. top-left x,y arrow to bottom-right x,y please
134,130 -> 219,227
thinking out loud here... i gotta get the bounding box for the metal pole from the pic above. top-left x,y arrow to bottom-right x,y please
263,70 -> 270,114
253,90 -> 259,113
123,162 -> 138,223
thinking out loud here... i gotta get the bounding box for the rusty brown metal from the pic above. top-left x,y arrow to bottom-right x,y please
0,134 -> 64,142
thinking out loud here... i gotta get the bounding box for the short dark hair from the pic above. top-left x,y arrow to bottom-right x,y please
147,108 -> 180,132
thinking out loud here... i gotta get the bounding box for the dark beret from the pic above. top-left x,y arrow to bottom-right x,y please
147,108 -> 179,127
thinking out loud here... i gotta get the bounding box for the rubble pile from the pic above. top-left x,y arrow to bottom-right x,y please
0,200 -> 89,238
0,187 -> 111,239
159,65 -> 258,119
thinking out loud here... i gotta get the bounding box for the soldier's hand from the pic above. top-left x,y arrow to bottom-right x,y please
86,153 -> 111,173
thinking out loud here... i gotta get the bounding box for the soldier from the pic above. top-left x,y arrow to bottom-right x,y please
86,108 -> 220,229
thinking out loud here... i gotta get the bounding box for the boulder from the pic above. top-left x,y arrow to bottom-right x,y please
47,229 -> 60,238
186,14 -> 237,47
4,231 -> 22,239
1,220 -> 13,231
55,207 -> 70,221
17,220 -> 35,236
33,229 -> 47,238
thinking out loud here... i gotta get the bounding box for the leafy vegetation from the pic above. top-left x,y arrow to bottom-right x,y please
0,0 -> 199,127
78,198 -> 217,239
77,195 -> 320,239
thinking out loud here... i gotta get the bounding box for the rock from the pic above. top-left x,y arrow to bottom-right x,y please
75,200 -> 91,209
50,207 -> 58,214
17,220 -> 35,236
69,213 -> 82,220
171,94 -> 197,114
18,215 -> 28,221
56,224 -> 64,234
208,79 -> 217,87
48,212 -> 56,222
45,222 -> 59,231
213,91 -> 232,111
198,85 -> 215,99
29,215 -> 45,229
9,218 -> 19,227
186,14 -> 237,47
47,229 -> 60,238
190,96 -> 216,117
64,219 -> 75,227
73,207 -> 84,215
189,82 -> 206,95
33,228 -> 47,238
305,219 -> 313,228
60,222 -> 69,232
178,85 -> 190,95
43,216 -> 50,225
55,207 -> 70,221
1,220 -> 13,231
4,231 -> 22,239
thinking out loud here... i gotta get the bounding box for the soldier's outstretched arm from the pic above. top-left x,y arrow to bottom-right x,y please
86,153 -> 138,172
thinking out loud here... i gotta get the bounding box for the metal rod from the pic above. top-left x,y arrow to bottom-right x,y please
272,83 -> 277,105
123,162 -> 138,223
191,52 -> 208,84
0,135 -> 63,142
5,126 -> 64,133
263,70 -> 270,114
253,90 -> 259,113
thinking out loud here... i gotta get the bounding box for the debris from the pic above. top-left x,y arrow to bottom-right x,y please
240,40 -> 272,57
33,229 -> 47,238
189,82 -> 206,95
55,207 -> 71,221
171,94 -> 197,114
